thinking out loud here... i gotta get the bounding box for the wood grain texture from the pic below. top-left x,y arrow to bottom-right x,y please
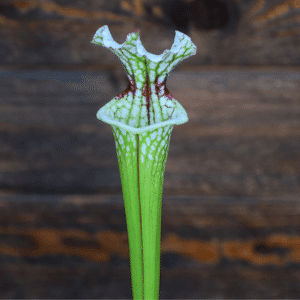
0,193 -> 300,298
0,0 -> 299,66
0,67 -> 299,197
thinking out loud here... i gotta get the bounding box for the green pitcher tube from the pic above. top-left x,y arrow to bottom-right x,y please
91,25 -> 196,300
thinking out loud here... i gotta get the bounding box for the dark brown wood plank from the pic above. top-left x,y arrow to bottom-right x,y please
0,67 -> 299,197
0,194 -> 300,298
0,0 -> 300,66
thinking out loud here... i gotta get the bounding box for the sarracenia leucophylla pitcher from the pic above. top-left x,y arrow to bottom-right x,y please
91,25 -> 196,300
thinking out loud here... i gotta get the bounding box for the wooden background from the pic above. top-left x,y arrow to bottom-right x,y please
0,0 -> 300,298
1,0 -> 300,66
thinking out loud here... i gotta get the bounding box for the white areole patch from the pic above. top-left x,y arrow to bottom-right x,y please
141,143 -> 147,155
146,137 -> 150,146
150,131 -> 157,140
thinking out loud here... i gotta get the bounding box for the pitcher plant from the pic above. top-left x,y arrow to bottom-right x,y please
91,25 -> 196,300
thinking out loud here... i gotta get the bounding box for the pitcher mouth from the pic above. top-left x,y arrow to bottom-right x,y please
91,25 -> 196,63
97,106 -> 188,135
